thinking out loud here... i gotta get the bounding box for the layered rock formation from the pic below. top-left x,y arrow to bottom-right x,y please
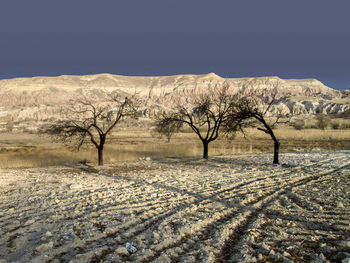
0,73 -> 349,123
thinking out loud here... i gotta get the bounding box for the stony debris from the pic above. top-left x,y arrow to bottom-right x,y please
67,183 -> 83,190
339,240 -> 350,247
0,151 -> 349,262
338,201 -> 345,208
35,241 -> 54,252
116,247 -> 130,257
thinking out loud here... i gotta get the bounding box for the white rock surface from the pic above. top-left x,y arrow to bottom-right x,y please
0,73 -> 349,125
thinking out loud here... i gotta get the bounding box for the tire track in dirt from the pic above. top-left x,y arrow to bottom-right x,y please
163,157 -> 350,262
2,153 -> 348,262
47,155 -> 346,261
214,161 -> 350,262
46,164 -> 292,261
49,171 -> 279,261
133,156 -> 349,262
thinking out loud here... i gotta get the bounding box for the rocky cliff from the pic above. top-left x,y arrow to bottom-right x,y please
0,73 -> 349,123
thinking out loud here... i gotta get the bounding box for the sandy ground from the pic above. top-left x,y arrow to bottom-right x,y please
0,152 -> 350,263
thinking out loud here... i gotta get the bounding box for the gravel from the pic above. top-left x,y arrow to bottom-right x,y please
0,151 -> 349,262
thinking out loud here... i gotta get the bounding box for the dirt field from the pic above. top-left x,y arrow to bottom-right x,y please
0,151 -> 349,262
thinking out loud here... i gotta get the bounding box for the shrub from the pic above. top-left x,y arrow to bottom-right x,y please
342,123 -> 350,129
6,120 -> 14,133
316,115 -> 328,130
292,119 -> 305,130
331,121 -> 340,130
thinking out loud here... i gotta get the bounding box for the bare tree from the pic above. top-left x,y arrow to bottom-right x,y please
230,87 -> 289,164
154,119 -> 182,142
6,119 -> 14,133
41,91 -> 138,165
316,114 -> 328,130
156,83 -> 243,159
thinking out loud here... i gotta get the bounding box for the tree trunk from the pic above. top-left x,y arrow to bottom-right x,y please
273,138 -> 280,164
202,140 -> 209,159
98,135 -> 106,166
262,126 -> 280,165
98,147 -> 104,166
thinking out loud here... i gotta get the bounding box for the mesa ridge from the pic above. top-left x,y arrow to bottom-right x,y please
0,73 -> 349,124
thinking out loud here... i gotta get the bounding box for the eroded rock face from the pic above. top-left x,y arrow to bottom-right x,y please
0,73 -> 349,122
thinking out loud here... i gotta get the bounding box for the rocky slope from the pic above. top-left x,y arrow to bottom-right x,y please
0,73 -> 349,123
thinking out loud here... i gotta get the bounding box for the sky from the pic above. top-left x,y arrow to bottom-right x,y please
0,0 -> 349,90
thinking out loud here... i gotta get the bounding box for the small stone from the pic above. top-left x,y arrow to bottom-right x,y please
45,231 -> 53,237
286,245 -> 296,251
35,241 -> 54,252
90,212 -> 99,218
310,236 -> 317,242
29,256 -> 48,263
73,237 -> 82,245
269,250 -> 277,259
245,255 -> 257,262
9,220 -> 20,231
145,157 -> 151,161
116,247 -> 129,257
71,253 -> 92,263
23,218 -> 35,226
337,202 -> 345,209
338,240 -> 350,247
283,251 -> 290,257
318,253 -> 326,261
68,183 -> 83,190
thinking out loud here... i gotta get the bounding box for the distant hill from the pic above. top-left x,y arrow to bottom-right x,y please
0,73 -> 349,126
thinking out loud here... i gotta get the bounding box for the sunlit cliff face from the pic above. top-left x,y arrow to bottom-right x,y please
0,73 -> 349,123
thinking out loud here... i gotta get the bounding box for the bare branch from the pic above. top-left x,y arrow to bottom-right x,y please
40,91 -> 139,165
226,83 -> 291,164
155,82 -> 242,159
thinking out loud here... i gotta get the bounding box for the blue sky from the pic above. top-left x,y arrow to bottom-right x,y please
0,0 -> 349,90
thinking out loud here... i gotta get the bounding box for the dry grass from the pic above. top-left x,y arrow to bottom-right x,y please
0,150 -> 85,168
0,126 -> 349,168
